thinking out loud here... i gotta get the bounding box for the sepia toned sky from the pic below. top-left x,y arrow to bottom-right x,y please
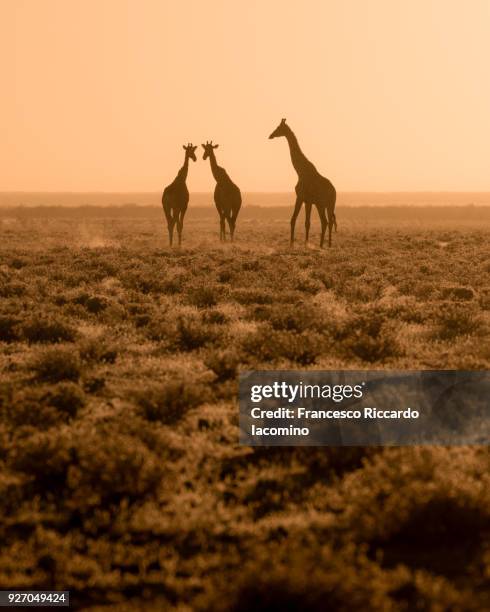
2,0 -> 490,192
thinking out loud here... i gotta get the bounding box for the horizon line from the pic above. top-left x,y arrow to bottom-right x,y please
2,190 -> 490,195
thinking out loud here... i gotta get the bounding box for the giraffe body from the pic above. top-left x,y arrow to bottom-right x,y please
202,142 -> 241,241
269,119 -> 337,247
162,144 -> 196,246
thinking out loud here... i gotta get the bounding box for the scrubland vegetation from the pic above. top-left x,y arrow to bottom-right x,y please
0,206 -> 489,609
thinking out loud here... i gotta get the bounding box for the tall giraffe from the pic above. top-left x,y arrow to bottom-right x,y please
161,143 -> 197,246
202,141 -> 241,242
269,119 -> 337,247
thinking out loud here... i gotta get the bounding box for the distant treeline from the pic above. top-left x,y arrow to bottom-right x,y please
1,204 -> 489,225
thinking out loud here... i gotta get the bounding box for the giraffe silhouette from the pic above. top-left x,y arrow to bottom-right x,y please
162,143 -> 197,246
202,141 -> 241,241
269,119 -> 337,247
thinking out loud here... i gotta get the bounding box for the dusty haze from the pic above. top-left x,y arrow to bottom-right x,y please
2,0 -> 490,192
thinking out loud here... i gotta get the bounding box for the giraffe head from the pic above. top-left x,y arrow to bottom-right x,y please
269,118 -> 289,139
183,143 -> 197,162
202,141 -> 219,160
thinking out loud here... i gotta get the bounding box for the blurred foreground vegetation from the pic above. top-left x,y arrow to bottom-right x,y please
0,208 -> 489,609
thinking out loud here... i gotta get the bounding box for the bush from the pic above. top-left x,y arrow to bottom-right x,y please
267,304 -> 321,333
10,257 -> 27,270
210,544 -> 392,612
202,309 -> 228,325
205,350 -> 239,382
22,318 -> 77,344
231,288 -> 275,305
66,431 -> 164,509
242,327 -> 323,365
73,293 -> 108,314
334,448 -> 490,576
0,316 -> 21,342
1,382 -> 85,428
432,304 -> 482,340
147,315 -> 217,350
31,348 -> 82,382
40,382 -> 86,417
337,310 -> 400,363
187,285 -> 219,308
79,337 -> 118,364
0,282 -> 26,298
9,429 -> 74,490
173,317 -> 218,352
440,286 -> 474,301
9,428 -> 164,509
134,380 -> 208,424
124,271 -> 166,294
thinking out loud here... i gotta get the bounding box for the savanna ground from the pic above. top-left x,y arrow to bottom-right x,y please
0,205 -> 489,610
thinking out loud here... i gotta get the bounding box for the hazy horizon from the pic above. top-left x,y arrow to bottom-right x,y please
1,191 -> 490,209
3,1 -> 490,192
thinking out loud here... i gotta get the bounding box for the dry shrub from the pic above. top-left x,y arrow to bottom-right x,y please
431,303 -> 482,340
186,284 -> 220,308
337,309 -> 400,363
10,257 -> 27,269
208,544 -> 393,612
147,315 -> 217,351
134,380 -> 208,424
231,288 -> 275,305
31,347 -> 82,382
123,270 -> 167,294
205,349 -> 239,382
66,431 -> 164,509
172,317 -> 218,352
242,327 -> 323,365
22,317 -> 77,344
262,303 -> 322,333
335,448 -> 490,577
0,282 -> 26,298
440,286 -> 475,301
0,316 -> 22,342
1,382 -> 85,428
79,337 -> 118,364
202,309 -> 228,325
38,382 -> 85,417
73,293 -> 108,314
294,275 -> 322,294
9,428 -> 164,510
8,429 -> 74,491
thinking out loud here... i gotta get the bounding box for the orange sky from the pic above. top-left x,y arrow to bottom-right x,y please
1,0 -> 490,192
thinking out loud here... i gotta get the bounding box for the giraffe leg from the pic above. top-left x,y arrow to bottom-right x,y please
177,209 -> 186,247
168,219 -> 175,247
305,203 -> 312,245
319,207 -> 328,248
230,207 -> 240,242
219,213 -> 226,242
290,197 -> 303,247
226,214 -> 234,242
163,206 -> 173,246
328,217 -> 334,247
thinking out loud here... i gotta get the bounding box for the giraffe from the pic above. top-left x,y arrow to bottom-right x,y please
161,143 -> 197,246
202,141 -> 241,242
269,119 -> 337,247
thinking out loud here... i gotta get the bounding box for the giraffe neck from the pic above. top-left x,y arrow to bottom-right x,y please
208,152 -> 222,182
177,155 -> 189,181
285,129 -> 312,177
